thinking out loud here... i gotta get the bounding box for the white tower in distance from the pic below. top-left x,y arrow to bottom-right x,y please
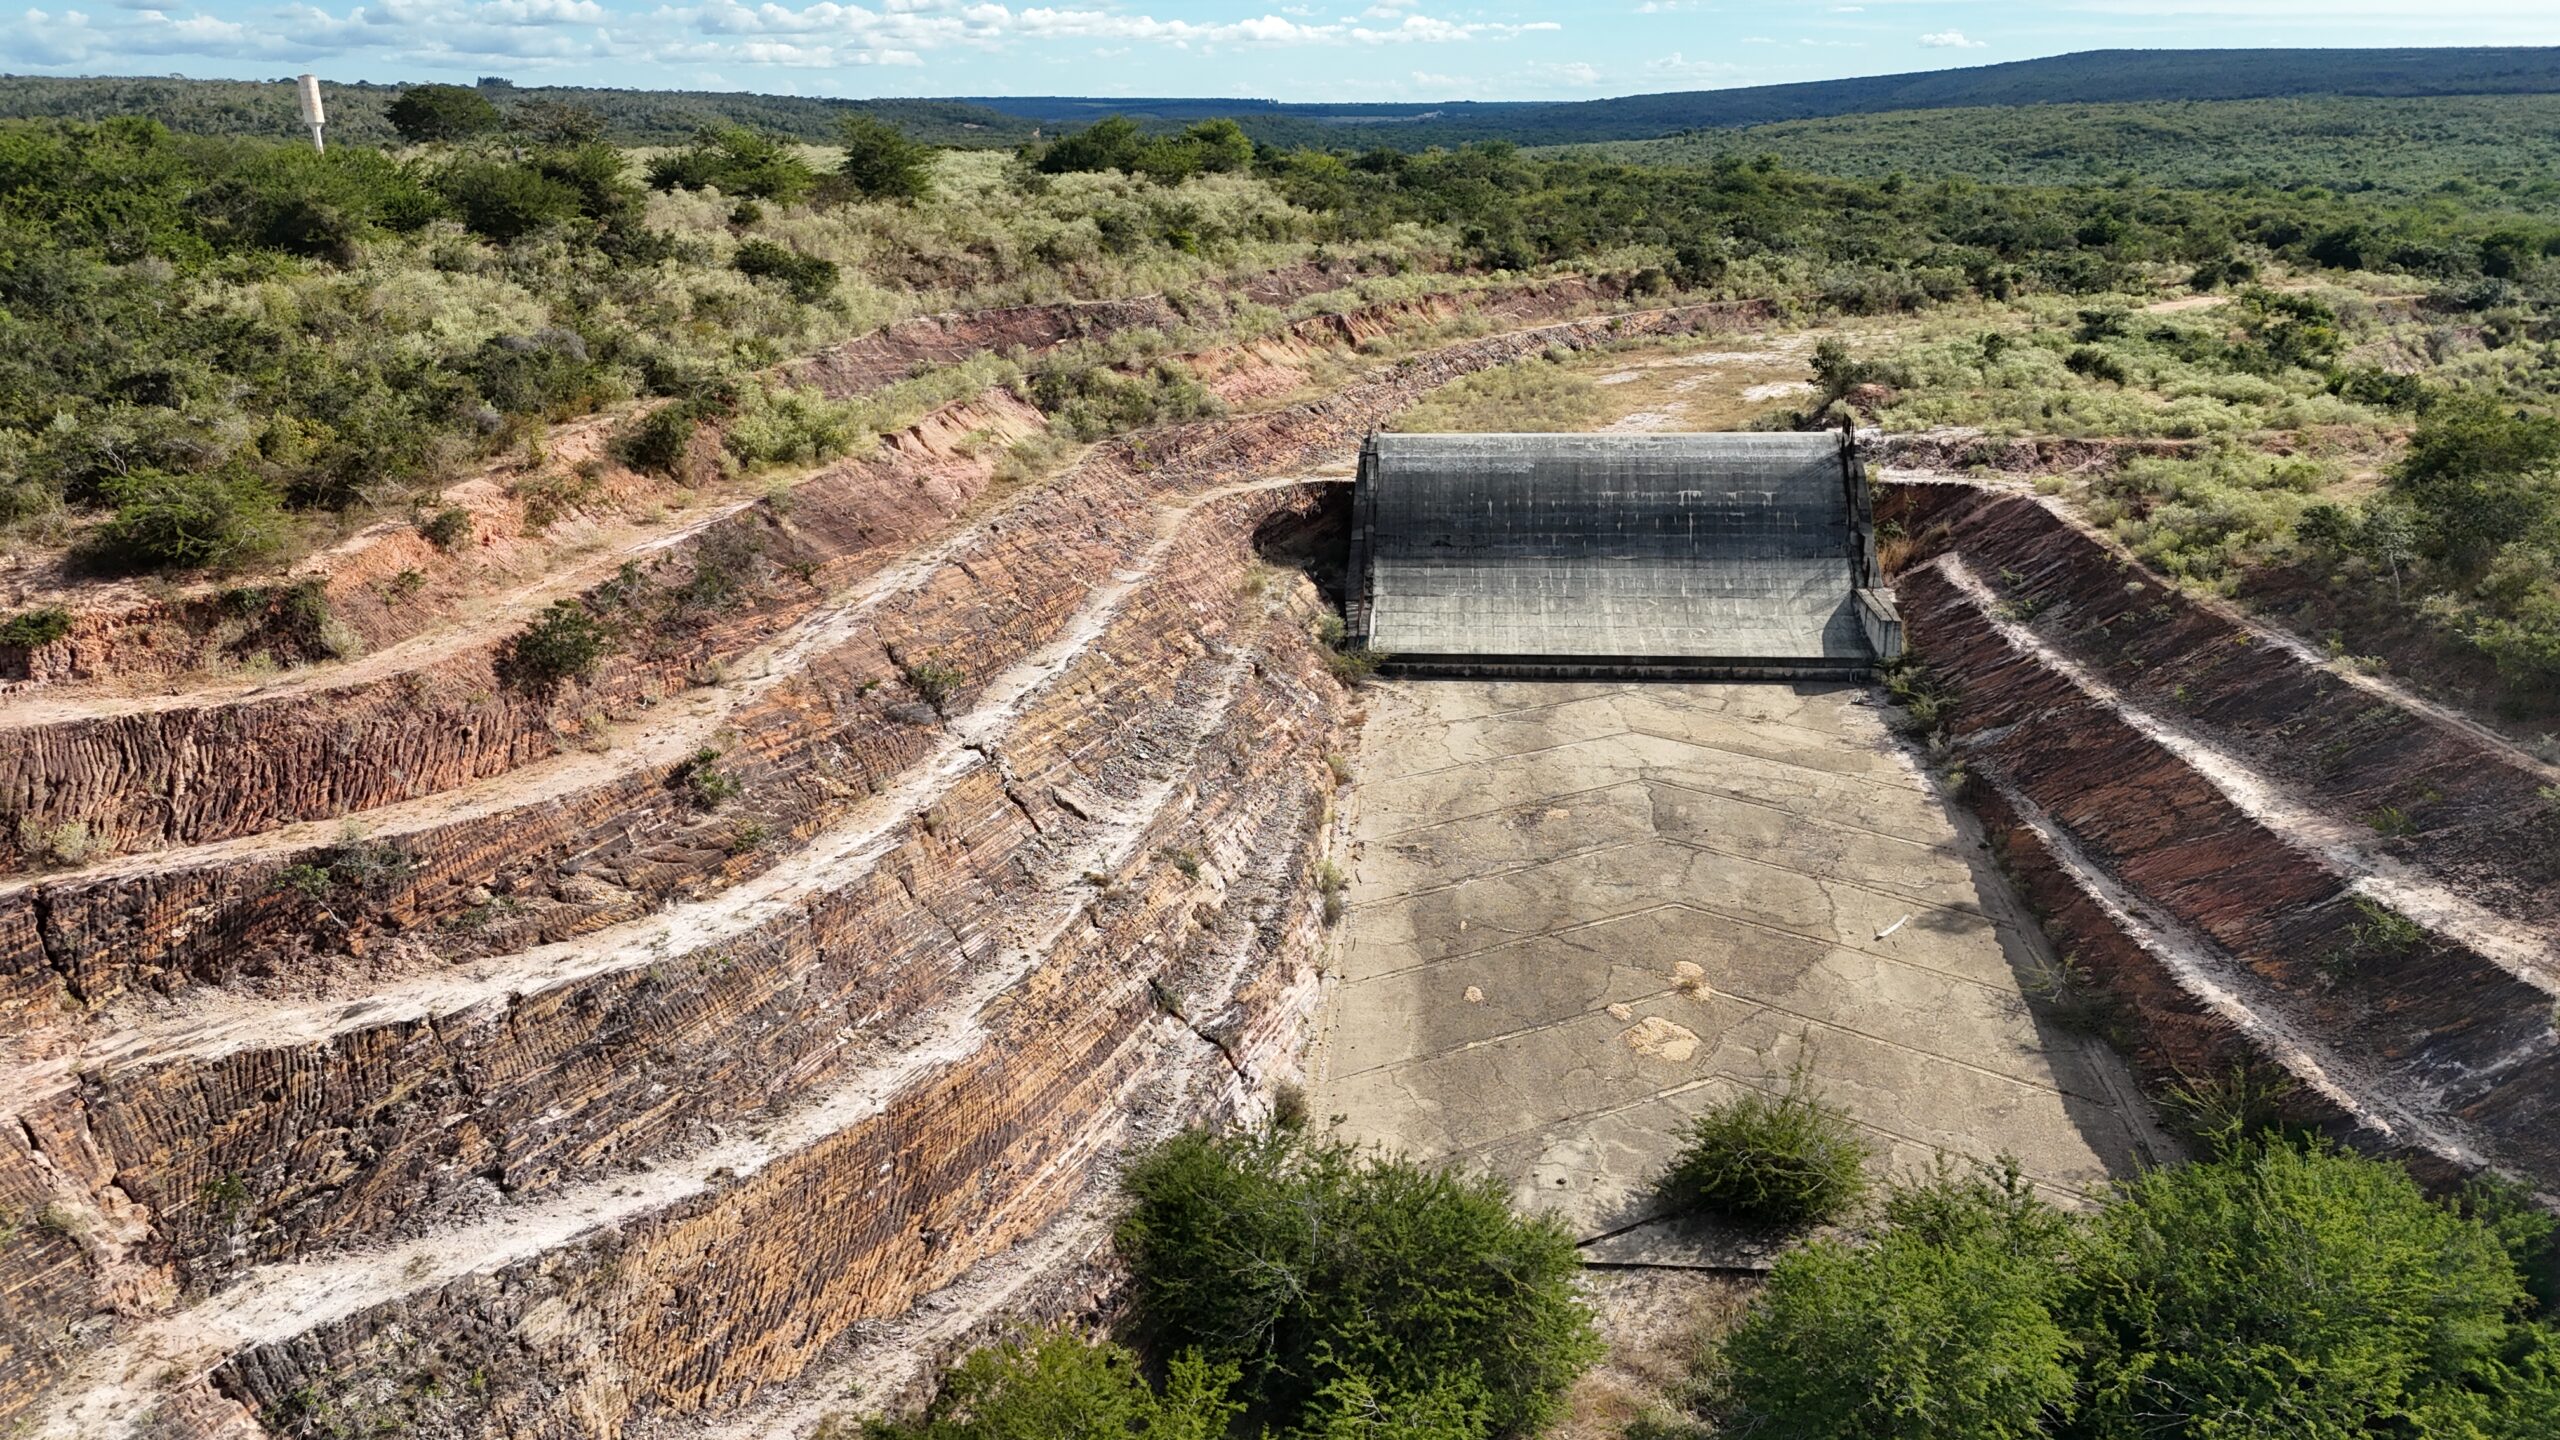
297,74 -> 326,152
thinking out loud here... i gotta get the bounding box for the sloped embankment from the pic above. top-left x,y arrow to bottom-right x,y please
1884,482 -> 2560,1191
0,295 -> 1773,1439
0,276 -> 1675,875
0,262 -> 1380,696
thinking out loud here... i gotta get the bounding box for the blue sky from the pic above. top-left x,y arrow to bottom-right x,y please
4,1 -> 2556,102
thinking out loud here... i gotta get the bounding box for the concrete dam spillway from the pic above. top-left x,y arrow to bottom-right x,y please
1347,430 -> 1904,678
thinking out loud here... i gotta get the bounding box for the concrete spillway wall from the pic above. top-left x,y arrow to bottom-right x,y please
1346,431 -> 1894,678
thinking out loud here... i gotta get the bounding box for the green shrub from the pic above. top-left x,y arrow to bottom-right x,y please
2064,345 -> 2132,385
1715,1164 -> 2078,1440
1028,360 -> 1224,441
860,1330 -> 1240,1440
2074,1142 -> 2555,1437
497,599 -> 609,695
616,404 -> 704,478
84,469 -> 289,573
1117,1126 -> 1598,1438
418,506 -> 472,551
384,85 -> 503,143
0,606 -> 72,648
1658,1060 -> 1871,1227
681,748 -> 741,809
2388,390 -> 2560,582
1702,1144 -> 2560,1440
837,115 -> 936,203
902,655 -> 966,709
646,125 -> 816,202
433,158 -> 586,243
732,239 -> 838,302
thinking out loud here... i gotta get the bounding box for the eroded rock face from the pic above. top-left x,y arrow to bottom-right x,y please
0,291 -> 1774,1439
1884,483 -> 2560,1190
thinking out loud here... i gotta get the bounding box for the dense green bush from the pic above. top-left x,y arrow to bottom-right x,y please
1658,1062 -> 1871,1226
733,239 -> 839,302
496,599 -> 610,694
2073,1143 -> 2558,1437
1116,1126 -> 1597,1437
0,605 -> 71,647
384,85 -> 503,144
82,469 -> 288,572
838,115 -> 936,203
645,125 -> 815,202
615,404 -> 706,477
1036,116 -> 1255,184
1717,1163 -> 2078,1439
1701,1143 -> 2560,1440
862,1331 -> 1239,1440
1028,360 -> 1223,440
2389,392 -> 2560,581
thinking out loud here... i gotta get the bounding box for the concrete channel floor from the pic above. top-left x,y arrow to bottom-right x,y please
1310,679 -> 2170,1261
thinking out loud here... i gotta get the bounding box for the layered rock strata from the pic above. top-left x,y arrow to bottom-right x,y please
0,294 -> 1771,1438
1886,483 -> 2560,1191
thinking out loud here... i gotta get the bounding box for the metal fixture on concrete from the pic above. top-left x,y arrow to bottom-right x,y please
1346,428 -> 1902,679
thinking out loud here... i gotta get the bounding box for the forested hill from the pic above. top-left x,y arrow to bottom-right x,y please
0,75 -> 1040,147
8,45 -> 2560,150
955,46 -> 2560,148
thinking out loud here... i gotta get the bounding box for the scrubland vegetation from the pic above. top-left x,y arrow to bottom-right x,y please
1800,262 -> 2560,712
12,92 -> 2555,601
1581,94 -> 2560,214
872,1109 -> 2558,1440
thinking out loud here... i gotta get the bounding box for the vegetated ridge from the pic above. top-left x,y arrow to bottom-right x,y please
1567,94 -> 2560,215
11,46 -> 2560,148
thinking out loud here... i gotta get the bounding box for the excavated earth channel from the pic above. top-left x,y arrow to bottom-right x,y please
0,295 -> 1773,1439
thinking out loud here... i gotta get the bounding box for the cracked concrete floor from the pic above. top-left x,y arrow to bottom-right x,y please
1310,680 -> 2169,1259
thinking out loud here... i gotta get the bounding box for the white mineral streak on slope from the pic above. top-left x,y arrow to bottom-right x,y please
1934,552 -> 2560,992
0,443 -> 1046,907
1982,774 -> 2493,1175
1921,481 -> 2560,789
31,593 -> 1270,1440
0,483 -> 779,728
18,480 -> 1318,1106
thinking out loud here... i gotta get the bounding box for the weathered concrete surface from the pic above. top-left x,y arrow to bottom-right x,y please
1311,679 -> 2164,1252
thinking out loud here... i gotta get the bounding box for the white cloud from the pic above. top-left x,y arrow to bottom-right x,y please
1644,50 -> 1735,78
1917,28 -> 1983,46
0,0 -> 1574,75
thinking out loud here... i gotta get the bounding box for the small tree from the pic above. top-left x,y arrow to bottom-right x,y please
497,599 -> 609,695
2072,1141 -> 2553,1436
2387,391 -> 2560,581
837,115 -> 935,202
1036,115 -> 1148,174
509,99 -> 606,147
1716,1165 -> 2078,1440
385,84 -> 504,144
